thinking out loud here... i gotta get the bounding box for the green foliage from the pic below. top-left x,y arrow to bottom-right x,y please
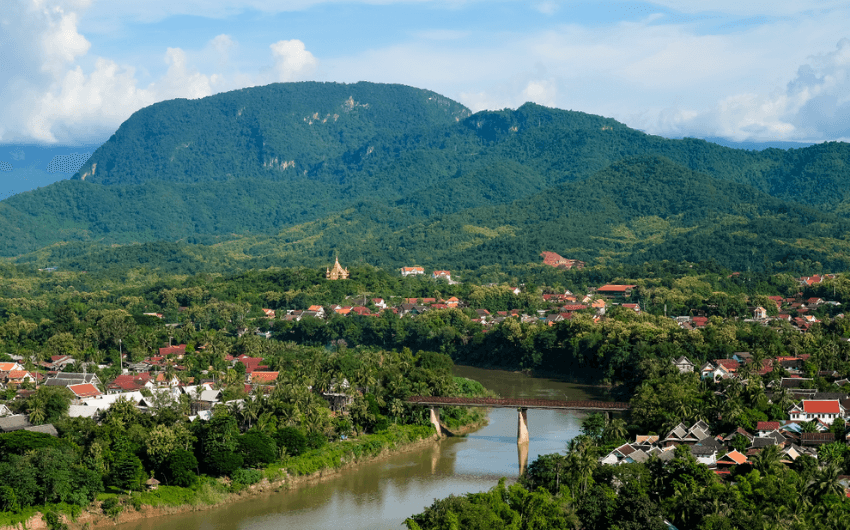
163,449 -> 198,488
237,431 -> 277,467
274,427 -> 308,458
230,468 -> 263,487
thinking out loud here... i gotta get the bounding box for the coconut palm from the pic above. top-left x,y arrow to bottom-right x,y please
804,463 -> 844,501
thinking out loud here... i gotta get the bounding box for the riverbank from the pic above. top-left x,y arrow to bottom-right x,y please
0,420 -> 489,530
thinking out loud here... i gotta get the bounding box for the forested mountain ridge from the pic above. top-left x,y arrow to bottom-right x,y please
1,81 -> 850,267
15,155 -> 850,274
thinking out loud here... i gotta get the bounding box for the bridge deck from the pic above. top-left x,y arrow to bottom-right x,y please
407,396 -> 629,411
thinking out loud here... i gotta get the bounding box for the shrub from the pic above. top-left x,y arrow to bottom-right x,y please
274,427 -> 308,457
231,468 -> 263,486
206,451 -> 243,477
163,449 -> 198,487
237,431 -> 277,467
306,432 -> 327,450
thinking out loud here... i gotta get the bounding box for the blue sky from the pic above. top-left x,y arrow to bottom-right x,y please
3,0 -> 850,148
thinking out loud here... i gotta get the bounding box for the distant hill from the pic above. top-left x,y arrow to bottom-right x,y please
1,81 -> 850,271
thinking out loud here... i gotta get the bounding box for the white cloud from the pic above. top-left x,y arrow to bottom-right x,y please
0,2 -> 319,145
521,79 -> 556,107
269,39 -> 318,82
534,2 -> 558,16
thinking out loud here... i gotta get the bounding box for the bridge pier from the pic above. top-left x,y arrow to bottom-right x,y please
518,440 -> 529,475
517,407 -> 529,445
429,407 -> 442,436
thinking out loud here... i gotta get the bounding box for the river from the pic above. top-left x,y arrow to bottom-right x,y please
117,366 -> 609,530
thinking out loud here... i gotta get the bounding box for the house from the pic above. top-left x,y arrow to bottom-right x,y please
372,298 -> 387,309
539,252 -> 585,269
249,371 -> 280,385
800,433 -> 836,446
595,284 -> 637,299
432,270 -> 452,281
48,355 -> 76,371
753,306 -> 768,320
67,383 -> 103,400
45,372 -> 102,388
621,303 -> 640,313
756,422 -> 782,435
716,450 -> 748,469
2,371 -> 35,385
0,362 -> 25,372
107,373 -> 154,394
789,400 -> 845,424
400,266 -> 425,276
0,415 -> 32,433
672,356 -> 695,374
158,344 -> 187,357
307,305 -> 326,318
262,308 -> 276,319
444,297 -> 460,308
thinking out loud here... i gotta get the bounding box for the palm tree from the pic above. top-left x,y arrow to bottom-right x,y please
602,417 -> 628,443
28,402 -> 45,425
804,463 -> 844,501
751,444 -> 782,475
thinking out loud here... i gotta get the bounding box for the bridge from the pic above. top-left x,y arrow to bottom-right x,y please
407,396 -> 630,445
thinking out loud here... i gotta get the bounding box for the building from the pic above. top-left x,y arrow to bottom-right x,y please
400,266 -> 425,276
789,400 -> 845,425
540,252 -> 585,270
432,270 -> 452,281
326,257 -> 349,280
595,284 -> 637,299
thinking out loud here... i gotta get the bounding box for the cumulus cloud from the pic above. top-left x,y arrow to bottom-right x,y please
640,39 -> 850,142
0,2 -> 318,145
521,79 -> 557,107
269,39 -> 318,82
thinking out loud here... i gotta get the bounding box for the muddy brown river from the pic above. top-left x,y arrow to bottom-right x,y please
118,366 -> 609,530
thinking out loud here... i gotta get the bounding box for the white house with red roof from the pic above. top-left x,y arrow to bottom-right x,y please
0,362 -> 25,373
789,400 -> 845,425
400,266 -> 425,276
596,284 -> 637,299
432,270 -> 452,281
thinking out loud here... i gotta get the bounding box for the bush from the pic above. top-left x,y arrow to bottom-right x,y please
101,497 -> 123,519
231,468 -> 263,486
372,415 -> 390,433
206,451 -> 243,477
237,431 -> 277,467
163,449 -> 198,487
275,427 -> 308,457
306,432 -> 327,450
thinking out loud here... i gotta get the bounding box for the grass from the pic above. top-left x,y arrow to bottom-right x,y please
268,424 -> 435,478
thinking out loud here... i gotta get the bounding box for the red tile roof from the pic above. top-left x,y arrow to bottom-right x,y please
597,284 -> 637,292
250,371 -> 279,384
803,400 -> 842,414
159,344 -> 187,356
68,383 -> 101,398
718,450 -> 748,465
756,421 -> 781,431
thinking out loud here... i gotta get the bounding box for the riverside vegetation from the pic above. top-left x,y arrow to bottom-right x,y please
3,260 -> 850,528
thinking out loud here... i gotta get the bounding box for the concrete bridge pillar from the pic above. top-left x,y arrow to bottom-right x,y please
518,440 -> 529,476
429,407 -> 442,436
517,407 -> 529,445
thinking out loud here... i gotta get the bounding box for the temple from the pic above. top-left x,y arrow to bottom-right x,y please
326,257 -> 349,280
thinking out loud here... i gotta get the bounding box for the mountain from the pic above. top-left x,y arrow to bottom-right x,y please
19,156 -> 850,275
1,81 -> 850,270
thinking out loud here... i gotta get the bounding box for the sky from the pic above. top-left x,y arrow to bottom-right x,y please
2,0 -> 850,149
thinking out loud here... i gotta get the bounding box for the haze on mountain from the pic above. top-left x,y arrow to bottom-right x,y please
2,81 -> 849,273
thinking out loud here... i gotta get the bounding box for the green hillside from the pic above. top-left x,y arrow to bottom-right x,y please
18,156 -> 850,274
2,81 -> 850,268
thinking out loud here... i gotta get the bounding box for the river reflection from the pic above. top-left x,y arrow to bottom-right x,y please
118,366 -> 609,530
